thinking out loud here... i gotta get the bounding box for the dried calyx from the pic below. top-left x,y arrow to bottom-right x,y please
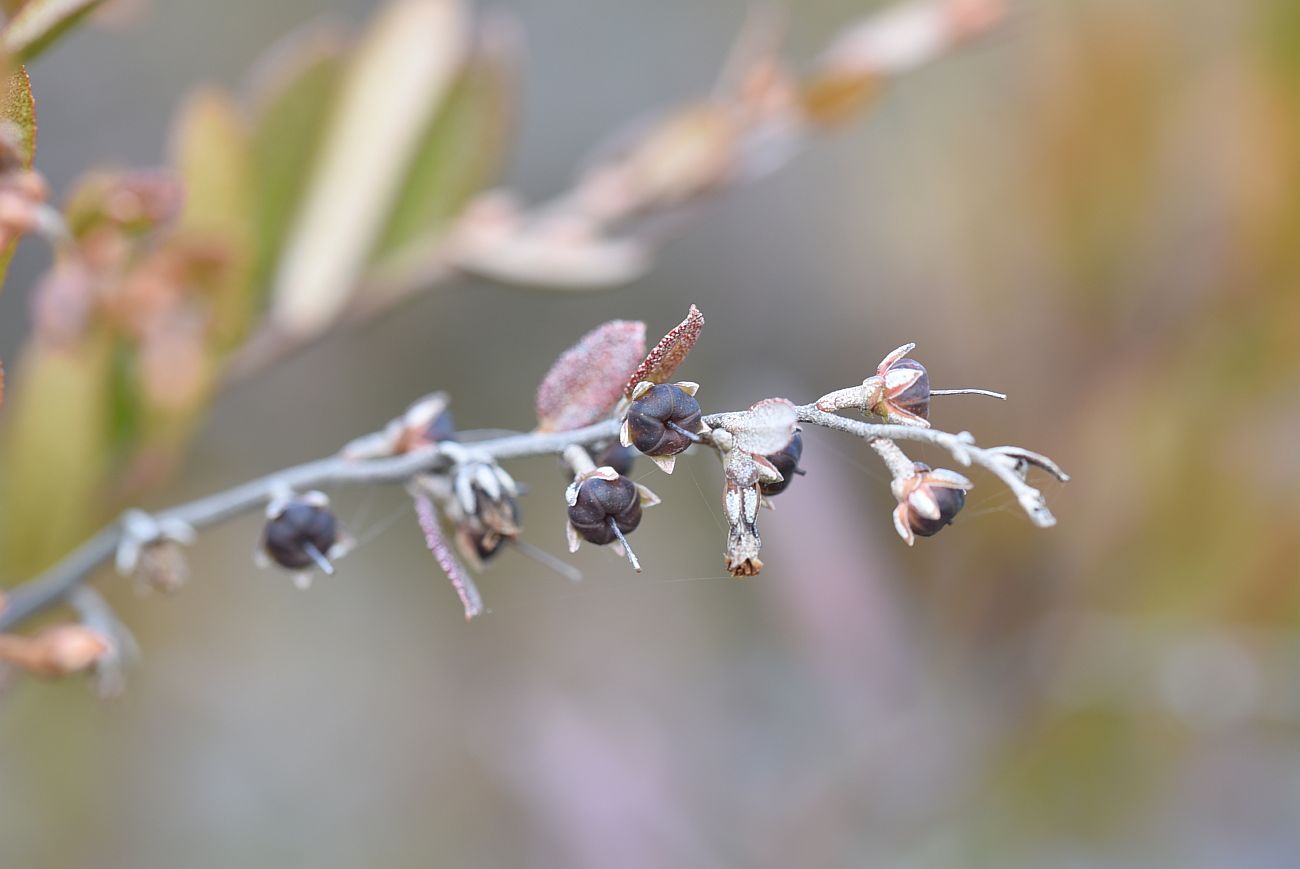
815,342 -> 1005,426
342,391 -> 457,459
445,453 -> 522,569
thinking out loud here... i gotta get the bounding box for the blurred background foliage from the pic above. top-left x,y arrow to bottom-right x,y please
1,0 -> 1299,867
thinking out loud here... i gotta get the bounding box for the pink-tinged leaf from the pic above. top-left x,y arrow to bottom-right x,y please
624,304 -> 704,397
536,319 -> 646,432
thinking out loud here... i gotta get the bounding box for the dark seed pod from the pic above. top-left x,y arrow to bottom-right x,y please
759,430 -> 804,496
890,358 -> 930,421
597,441 -> 638,477
909,486 -> 965,537
626,384 -> 702,456
263,499 -> 339,570
567,476 -> 642,545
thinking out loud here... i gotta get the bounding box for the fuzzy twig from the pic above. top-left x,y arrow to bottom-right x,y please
1,393 -> 1064,632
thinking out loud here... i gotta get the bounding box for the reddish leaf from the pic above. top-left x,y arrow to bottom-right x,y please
624,304 -> 704,397
536,320 -> 646,432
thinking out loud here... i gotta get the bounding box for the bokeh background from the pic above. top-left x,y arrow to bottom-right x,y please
3,0 -> 1300,866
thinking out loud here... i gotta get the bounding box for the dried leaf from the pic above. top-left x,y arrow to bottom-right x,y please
0,336 -> 114,578
536,320 -> 646,432
624,304 -> 704,397
268,0 -> 467,339
454,222 -> 653,290
0,0 -> 107,62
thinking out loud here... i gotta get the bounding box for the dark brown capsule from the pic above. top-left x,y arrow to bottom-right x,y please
597,441 -> 638,477
759,429 -> 804,496
567,476 -> 643,545
263,500 -> 339,570
890,358 -> 930,421
626,384 -> 703,456
908,486 -> 965,537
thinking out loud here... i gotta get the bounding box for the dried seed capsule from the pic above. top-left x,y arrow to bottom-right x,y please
907,485 -> 965,537
263,497 -> 339,570
625,383 -> 703,456
567,476 -> 643,545
889,358 -> 930,422
894,463 -> 969,542
597,441 -> 638,477
460,496 -> 521,565
759,429 -> 804,496
464,526 -> 508,564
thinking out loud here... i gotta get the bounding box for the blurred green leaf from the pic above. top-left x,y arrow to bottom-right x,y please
247,26 -> 345,301
268,0 -> 466,340
369,37 -> 514,272
0,0 -> 105,63
0,65 -> 34,290
169,87 -> 256,349
0,335 -> 113,581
